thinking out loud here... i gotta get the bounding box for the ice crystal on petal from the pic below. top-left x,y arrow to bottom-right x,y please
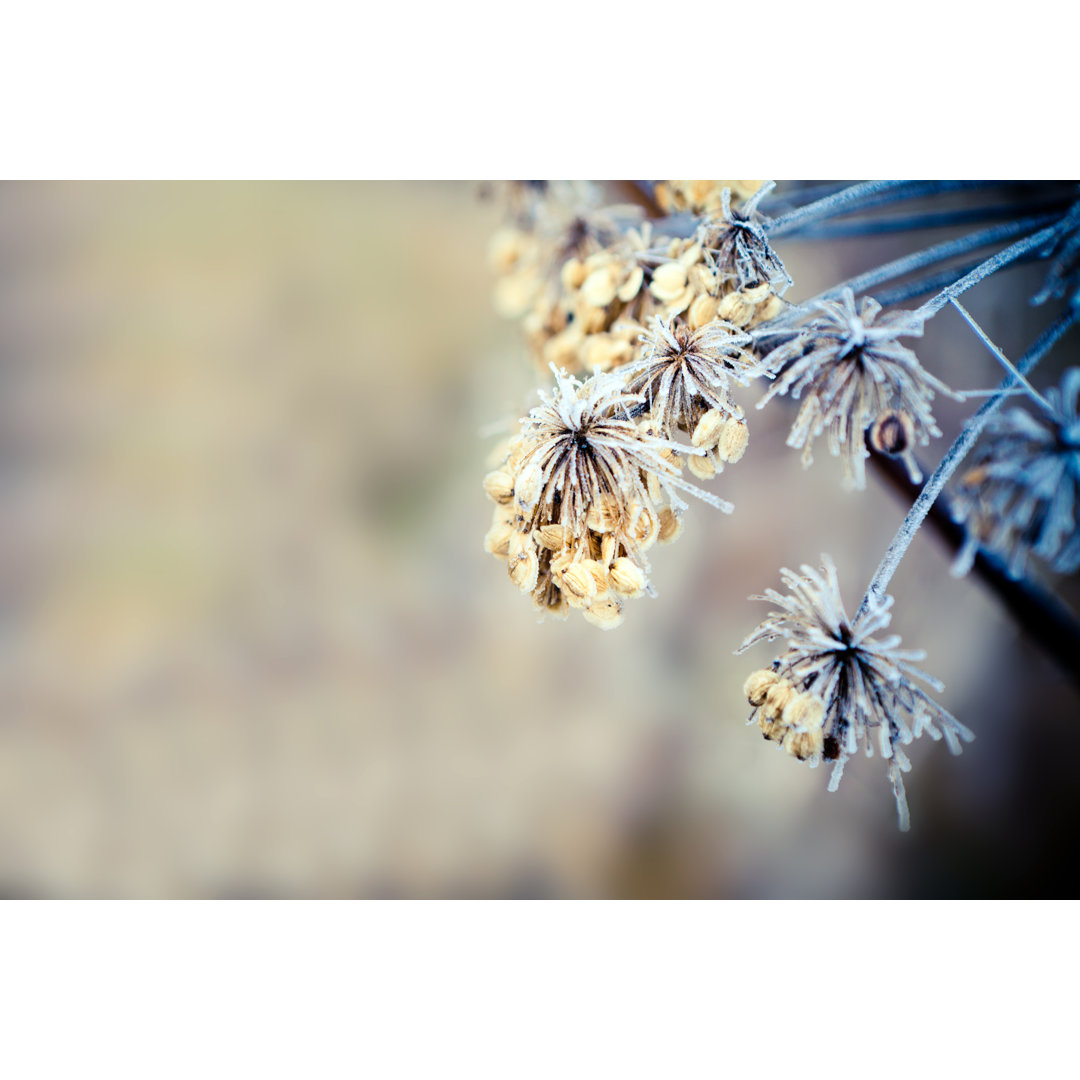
756,289 -> 957,490
736,555 -> 974,830
953,367 -> 1080,577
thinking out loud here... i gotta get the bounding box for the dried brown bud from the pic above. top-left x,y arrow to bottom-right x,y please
869,410 -> 916,457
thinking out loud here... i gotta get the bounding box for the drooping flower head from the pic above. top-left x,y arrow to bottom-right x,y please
737,555 -> 974,830
483,366 -> 731,628
953,367 -> 1080,578
756,289 -> 958,490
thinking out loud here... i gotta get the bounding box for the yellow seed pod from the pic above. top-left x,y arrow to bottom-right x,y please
617,265 -> 645,303
716,419 -> 749,464
560,257 -> 587,291
508,529 -> 534,560
754,294 -> 783,323
650,262 -> 689,302
782,727 -> 825,761
508,548 -> 539,593
743,668 -> 780,707
536,524 -> 570,551
582,266 -> 619,308
687,452 -> 716,481
600,534 -> 617,568
741,282 -> 772,304
677,242 -> 703,269
658,508 -> 683,544
556,561 -> 598,607
687,293 -> 719,330
629,504 -> 659,549
581,558 -> 610,592
782,693 -> 825,732
583,596 -> 624,630
483,470 -> 515,504
514,461 -> 543,513
763,680 -> 796,720
758,713 -> 786,743
691,408 -> 726,449
717,291 -> 754,328
483,520 -> 513,559
586,493 -> 621,534
608,557 -> 646,598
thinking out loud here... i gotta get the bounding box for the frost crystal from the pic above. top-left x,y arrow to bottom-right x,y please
756,289 -> 957,490
953,367 -> 1080,578
737,555 -> 974,830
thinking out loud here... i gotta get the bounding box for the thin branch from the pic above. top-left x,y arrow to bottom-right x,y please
857,311 -> 1077,619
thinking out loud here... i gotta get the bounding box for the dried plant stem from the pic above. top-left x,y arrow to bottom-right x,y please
868,450 -> 1080,686
766,180 -> 1012,238
858,311 -> 1078,620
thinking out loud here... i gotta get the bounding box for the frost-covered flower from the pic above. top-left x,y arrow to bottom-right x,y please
736,555 -> 974,830
756,289 -> 957,490
697,182 -> 792,296
953,367 -> 1080,578
483,366 -> 730,627
620,316 -> 763,480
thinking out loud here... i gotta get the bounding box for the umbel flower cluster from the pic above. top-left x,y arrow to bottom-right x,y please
737,556 -> 974,830
481,180 -> 1080,831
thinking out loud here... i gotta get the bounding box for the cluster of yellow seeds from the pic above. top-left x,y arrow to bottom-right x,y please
654,180 -> 766,217
742,669 -> 826,761
488,183 -> 786,379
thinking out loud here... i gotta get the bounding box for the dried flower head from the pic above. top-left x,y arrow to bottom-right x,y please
620,317 -> 762,473
484,366 -> 732,626
952,367 -> 1080,578
736,555 -> 974,830
697,182 -> 793,297
756,289 -> 957,490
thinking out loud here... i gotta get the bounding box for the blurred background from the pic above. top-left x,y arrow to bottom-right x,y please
0,181 -> 1076,898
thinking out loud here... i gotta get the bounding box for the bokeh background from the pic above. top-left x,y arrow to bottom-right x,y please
0,181 -> 1077,898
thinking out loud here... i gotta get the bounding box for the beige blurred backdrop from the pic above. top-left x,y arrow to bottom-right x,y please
0,182 -> 1076,898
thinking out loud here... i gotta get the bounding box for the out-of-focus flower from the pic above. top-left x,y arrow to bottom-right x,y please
484,366 -> 731,627
736,555 -> 974,830
953,367 -> 1080,578
756,289 -> 957,490
1033,198 -> 1080,308
655,179 -> 765,217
